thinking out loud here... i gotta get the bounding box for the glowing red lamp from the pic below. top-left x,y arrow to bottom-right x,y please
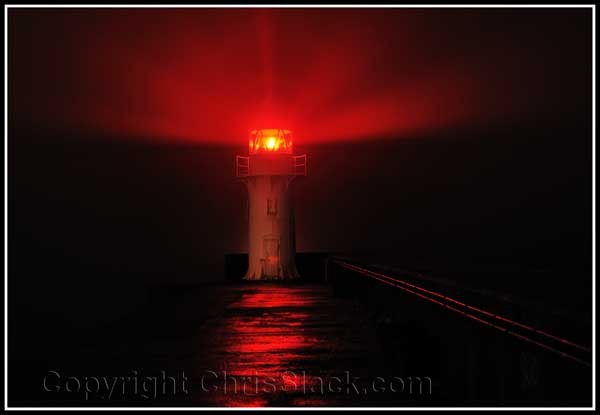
249,128 -> 293,154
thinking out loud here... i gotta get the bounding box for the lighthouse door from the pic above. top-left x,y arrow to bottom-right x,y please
263,236 -> 280,277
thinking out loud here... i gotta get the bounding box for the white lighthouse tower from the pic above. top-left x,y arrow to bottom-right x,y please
236,129 -> 307,280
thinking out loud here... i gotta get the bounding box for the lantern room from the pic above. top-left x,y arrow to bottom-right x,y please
249,129 -> 293,154
237,129 -> 306,178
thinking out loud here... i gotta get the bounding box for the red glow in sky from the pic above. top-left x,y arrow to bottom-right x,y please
9,8 -> 591,144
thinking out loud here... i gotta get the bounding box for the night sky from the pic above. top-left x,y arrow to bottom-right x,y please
9,8 -> 592,143
8,7 -> 592,293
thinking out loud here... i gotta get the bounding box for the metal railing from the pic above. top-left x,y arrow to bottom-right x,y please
236,155 -> 249,178
330,258 -> 592,368
237,154 -> 307,177
293,154 -> 307,176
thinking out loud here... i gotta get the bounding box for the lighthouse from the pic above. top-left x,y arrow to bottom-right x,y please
236,129 -> 307,280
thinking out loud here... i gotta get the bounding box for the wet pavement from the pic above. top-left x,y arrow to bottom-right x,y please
13,279 -> 589,407
189,284 -> 384,406
12,282 -> 428,407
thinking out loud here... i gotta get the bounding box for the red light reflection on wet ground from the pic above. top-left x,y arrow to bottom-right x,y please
192,284 -> 383,407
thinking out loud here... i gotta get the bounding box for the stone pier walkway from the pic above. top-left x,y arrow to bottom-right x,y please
10,282 -> 434,407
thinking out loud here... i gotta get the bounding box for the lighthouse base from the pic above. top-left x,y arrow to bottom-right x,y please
243,264 -> 301,281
